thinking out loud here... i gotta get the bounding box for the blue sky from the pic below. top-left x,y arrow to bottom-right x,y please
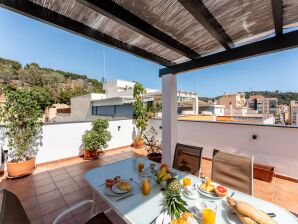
1,7 -> 298,97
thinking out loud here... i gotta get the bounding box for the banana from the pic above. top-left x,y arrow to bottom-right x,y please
161,173 -> 172,181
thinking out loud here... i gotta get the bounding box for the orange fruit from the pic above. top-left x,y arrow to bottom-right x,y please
182,177 -> 191,187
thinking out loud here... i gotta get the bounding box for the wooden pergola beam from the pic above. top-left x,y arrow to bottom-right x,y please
178,0 -> 233,50
160,30 -> 298,76
271,0 -> 283,36
0,0 -> 175,66
77,0 -> 200,59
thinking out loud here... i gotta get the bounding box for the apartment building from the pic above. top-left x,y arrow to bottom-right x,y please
290,101 -> 298,125
247,95 -> 278,115
65,80 -> 198,121
218,93 -> 246,108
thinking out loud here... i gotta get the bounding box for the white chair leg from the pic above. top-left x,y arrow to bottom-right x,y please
53,200 -> 97,224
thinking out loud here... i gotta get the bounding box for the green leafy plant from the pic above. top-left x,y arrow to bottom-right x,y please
82,118 -> 112,152
0,88 -> 43,162
133,82 -> 148,140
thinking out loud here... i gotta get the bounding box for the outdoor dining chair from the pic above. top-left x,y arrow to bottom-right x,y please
173,143 -> 203,177
0,189 -> 112,224
211,149 -> 254,195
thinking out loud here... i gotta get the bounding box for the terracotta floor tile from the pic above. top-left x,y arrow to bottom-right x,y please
76,179 -> 88,188
42,207 -> 73,224
0,179 -> 9,189
55,178 -> 76,188
253,178 -> 275,202
31,217 -> 43,224
63,189 -> 91,205
35,183 -> 57,196
59,182 -> 81,195
21,197 -> 38,210
37,189 -> 61,204
49,168 -> 67,177
31,172 -> 51,181
39,197 -> 67,215
68,168 -> 87,177
52,173 -> 71,182
65,164 -> 84,172
9,178 -> 33,194
33,178 -> 54,188
25,204 -> 40,220
75,210 -> 95,224
72,175 -> 84,182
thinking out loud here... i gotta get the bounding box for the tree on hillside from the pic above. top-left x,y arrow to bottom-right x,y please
0,58 -> 21,83
30,86 -> 53,111
59,88 -> 89,105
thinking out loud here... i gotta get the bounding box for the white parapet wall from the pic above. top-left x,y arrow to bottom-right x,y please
148,119 -> 298,179
0,119 -> 136,164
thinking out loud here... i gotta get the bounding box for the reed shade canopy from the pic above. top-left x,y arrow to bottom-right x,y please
1,0 -> 298,74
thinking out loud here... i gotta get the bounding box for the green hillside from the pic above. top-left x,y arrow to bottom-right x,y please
0,57 -> 105,105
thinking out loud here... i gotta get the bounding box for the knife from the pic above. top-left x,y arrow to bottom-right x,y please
115,192 -> 135,201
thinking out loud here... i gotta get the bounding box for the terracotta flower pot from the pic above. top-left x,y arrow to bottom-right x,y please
6,157 -> 36,178
133,139 -> 144,149
83,149 -> 98,160
147,153 -> 162,163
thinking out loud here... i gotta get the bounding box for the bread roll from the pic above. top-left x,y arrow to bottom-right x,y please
227,197 -> 257,224
233,199 -> 277,224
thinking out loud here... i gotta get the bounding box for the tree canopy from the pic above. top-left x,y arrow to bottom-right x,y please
0,57 -> 105,105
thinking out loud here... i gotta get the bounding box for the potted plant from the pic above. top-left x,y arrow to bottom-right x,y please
82,118 -> 111,160
132,82 -> 148,148
144,127 -> 162,163
0,88 -> 43,178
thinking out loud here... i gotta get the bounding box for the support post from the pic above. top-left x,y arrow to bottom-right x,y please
193,97 -> 199,114
161,74 -> 177,166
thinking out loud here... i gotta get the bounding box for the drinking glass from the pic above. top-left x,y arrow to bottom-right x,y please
203,201 -> 217,224
137,162 -> 144,173
141,178 -> 150,195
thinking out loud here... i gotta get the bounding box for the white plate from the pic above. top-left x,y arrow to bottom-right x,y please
155,212 -> 199,224
196,182 -> 223,200
183,191 -> 200,200
111,180 -> 132,194
102,186 -> 129,197
226,209 -> 242,224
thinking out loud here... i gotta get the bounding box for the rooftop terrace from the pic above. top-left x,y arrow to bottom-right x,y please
0,147 -> 297,224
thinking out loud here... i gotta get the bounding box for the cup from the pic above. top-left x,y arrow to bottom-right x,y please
141,178 -> 150,195
202,201 -> 217,224
185,185 -> 197,196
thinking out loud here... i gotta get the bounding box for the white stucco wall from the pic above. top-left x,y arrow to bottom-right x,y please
0,119 -> 136,164
148,119 -> 298,179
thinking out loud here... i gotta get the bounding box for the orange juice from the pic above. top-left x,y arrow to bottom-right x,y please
182,177 -> 191,187
203,208 -> 216,224
141,178 -> 150,195
137,163 -> 144,172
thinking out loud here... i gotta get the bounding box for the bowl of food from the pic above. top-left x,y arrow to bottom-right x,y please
105,179 -> 115,188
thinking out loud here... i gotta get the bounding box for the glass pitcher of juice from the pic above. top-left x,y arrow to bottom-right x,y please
141,178 -> 150,195
203,201 -> 217,224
